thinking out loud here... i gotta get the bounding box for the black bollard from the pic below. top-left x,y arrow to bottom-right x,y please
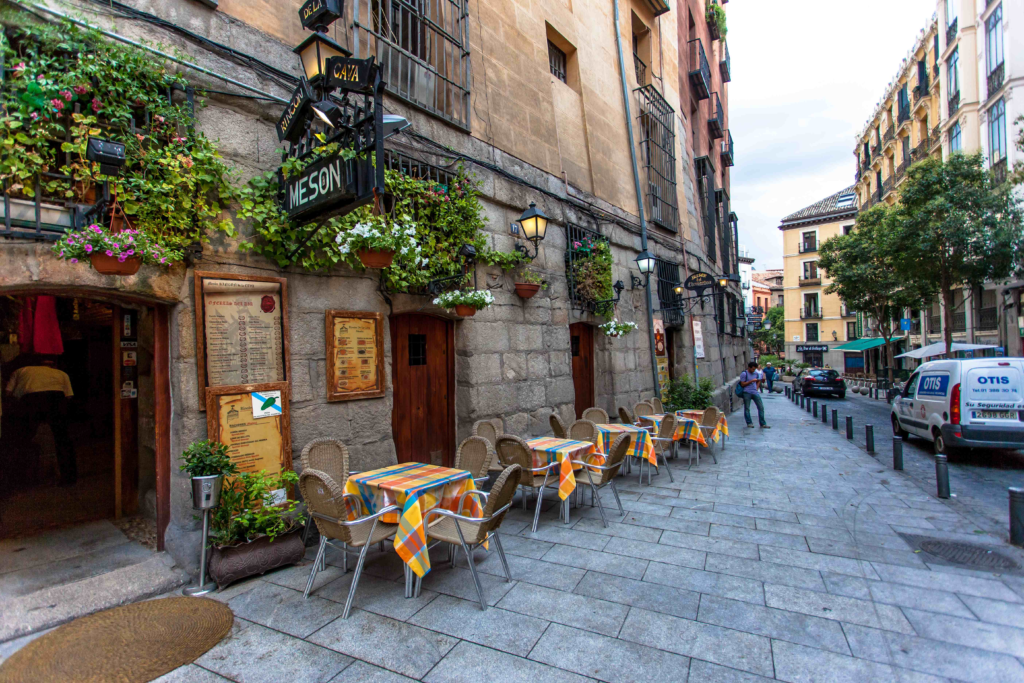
1010,488 -> 1024,547
813,401 -> 818,418
832,409 -> 838,430
821,404 -> 828,423
866,425 -> 875,453
800,395 -> 805,409
935,454 -> 950,499
846,415 -> 853,440
806,397 -> 812,413
893,437 -> 903,470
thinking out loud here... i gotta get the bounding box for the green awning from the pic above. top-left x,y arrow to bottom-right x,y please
832,338 -> 890,351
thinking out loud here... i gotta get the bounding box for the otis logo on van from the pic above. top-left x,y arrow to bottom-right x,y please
977,376 -> 1011,384
917,375 -> 949,398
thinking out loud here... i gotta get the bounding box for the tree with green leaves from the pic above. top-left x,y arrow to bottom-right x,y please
890,153 -> 1023,351
818,204 -> 927,383
753,306 -> 784,355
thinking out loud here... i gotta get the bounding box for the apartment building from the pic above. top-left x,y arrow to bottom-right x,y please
779,188 -> 860,369
738,248 -> 755,309
752,270 -> 783,310
0,1 -> 743,569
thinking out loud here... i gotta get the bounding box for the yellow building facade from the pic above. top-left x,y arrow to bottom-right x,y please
779,189 -> 859,369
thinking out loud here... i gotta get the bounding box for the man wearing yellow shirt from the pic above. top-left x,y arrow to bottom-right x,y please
6,357 -> 76,486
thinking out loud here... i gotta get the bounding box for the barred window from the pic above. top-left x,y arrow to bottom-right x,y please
351,0 -> 471,129
636,85 -> 678,231
695,157 -> 717,262
548,41 -> 567,83
654,258 -> 684,326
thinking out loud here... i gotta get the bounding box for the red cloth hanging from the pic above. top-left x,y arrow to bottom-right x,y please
32,295 -> 63,356
18,296 -> 35,354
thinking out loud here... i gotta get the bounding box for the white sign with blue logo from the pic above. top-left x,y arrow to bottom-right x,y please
917,374 -> 949,398
251,390 -> 283,419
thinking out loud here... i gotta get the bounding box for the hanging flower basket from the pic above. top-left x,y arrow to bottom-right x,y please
454,304 -> 477,317
89,252 -> 142,275
434,289 -> 494,317
356,249 -> 395,269
514,283 -> 541,299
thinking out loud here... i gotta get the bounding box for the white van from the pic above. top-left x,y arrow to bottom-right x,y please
891,358 -> 1024,454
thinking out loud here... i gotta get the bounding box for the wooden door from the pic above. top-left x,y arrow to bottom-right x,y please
390,314 -> 455,466
570,322 -> 594,419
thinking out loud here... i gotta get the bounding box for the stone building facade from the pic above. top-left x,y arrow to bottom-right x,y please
0,0 -> 746,572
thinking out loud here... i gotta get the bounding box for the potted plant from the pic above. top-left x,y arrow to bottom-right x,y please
513,269 -> 547,299
599,319 -> 638,338
207,469 -> 306,589
51,224 -> 182,275
179,440 -> 238,510
434,289 -> 495,317
334,215 -> 420,269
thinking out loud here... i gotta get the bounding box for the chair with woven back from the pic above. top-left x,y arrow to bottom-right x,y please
645,414 -> 677,485
617,406 -> 634,425
471,420 -> 502,471
698,406 -> 721,463
495,434 -> 560,532
298,469 -> 400,617
582,407 -> 609,425
573,432 -> 630,527
420,464 -> 521,610
549,413 -> 568,439
568,419 -> 599,445
633,401 -> 655,433
650,397 -> 665,414
454,436 -> 494,487
300,438 -> 353,546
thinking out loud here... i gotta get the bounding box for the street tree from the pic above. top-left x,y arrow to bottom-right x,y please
891,153 -> 1024,351
753,306 -> 784,355
818,204 -> 926,383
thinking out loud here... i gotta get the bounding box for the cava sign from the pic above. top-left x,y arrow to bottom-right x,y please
326,56 -> 376,92
283,153 -> 358,221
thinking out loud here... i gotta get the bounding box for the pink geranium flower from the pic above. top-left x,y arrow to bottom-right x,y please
91,98 -> 101,112
84,245 -> 93,253
106,250 -> 113,257
70,258 -> 78,263
73,85 -> 89,95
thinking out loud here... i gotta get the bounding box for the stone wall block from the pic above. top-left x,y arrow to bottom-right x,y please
290,312 -> 326,358
510,325 -> 544,351
456,322 -> 510,352
505,411 -> 529,437
517,381 -> 546,411
526,352 -> 550,379
524,305 -> 552,324
502,352 -> 527,381
549,351 -> 571,377
458,353 -> 502,385
545,377 -> 575,405
290,402 -> 353,459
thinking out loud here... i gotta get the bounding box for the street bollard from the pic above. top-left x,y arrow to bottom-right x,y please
821,404 -> 828,424
832,409 -> 839,430
800,395 -> 804,409
935,454 -> 950,499
846,416 -> 853,440
866,425 -> 875,453
785,387 -> 790,398
1010,488 -> 1024,547
893,437 -> 904,470
807,398 -> 812,414
813,401 -> 818,418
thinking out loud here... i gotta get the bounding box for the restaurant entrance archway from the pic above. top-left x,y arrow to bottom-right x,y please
389,313 -> 455,467
569,322 -> 594,419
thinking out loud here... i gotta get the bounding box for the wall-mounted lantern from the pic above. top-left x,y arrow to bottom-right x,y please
513,202 -> 549,260
86,137 -> 126,176
294,32 -> 350,85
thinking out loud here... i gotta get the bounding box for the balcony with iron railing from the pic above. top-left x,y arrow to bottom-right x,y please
911,320 -> 922,335
913,73 -> 930,102
871,141 -> 882,158
948,90 -> 961,115
801,307 -> 823,319
988,62 -> 1005,98
721,130 -> 734,167
707,0 -> 722,41
897,105 -> 910,126
979,307 -> 998,330
913,137 -> 929,161
931,125 -> 942,149
929,314 -> 941,332
883,126 -> 895,144
688,39 -> 711,101
720,40 -> 731,83
799,275 -> 821,287
952,311 -> 966,333
882,176 -> 894,196
708,92 -> 724,139
634,53 -> 647,86
798,240 -> 817,254
841,305 -> 854,318
946,18 -> 958,47
896,161 -> 908,181
993,157 -> 1008,186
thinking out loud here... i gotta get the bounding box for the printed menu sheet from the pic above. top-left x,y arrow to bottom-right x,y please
203,279 -> 285,386
209,384 -> 290,479
326,311 -> 384,401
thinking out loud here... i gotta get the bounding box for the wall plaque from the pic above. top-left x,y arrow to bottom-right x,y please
325,310 -> 385,401
206,382 -> 292,480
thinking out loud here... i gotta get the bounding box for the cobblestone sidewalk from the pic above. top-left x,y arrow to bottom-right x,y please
22,392 -> 1024,682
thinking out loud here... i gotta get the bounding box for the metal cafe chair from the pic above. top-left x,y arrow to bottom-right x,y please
572,433 -> 629,527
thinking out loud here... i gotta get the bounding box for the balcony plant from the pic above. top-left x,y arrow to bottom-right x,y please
333,214 -> 421,269
513,268 -> 547,299
569,237 -> 615,317
51,223 -> 183,275
433,289 -> 495,317
207,469 -> 306,588
706,3 -> 727,40
599,319 -> 637,338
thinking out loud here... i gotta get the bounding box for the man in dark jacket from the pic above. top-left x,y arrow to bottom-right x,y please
763,363 -> 777,393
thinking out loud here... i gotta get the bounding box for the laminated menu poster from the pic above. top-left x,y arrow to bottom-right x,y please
206,382 -> 292,481
202,278 -> 285,387
326,310 -> 385,401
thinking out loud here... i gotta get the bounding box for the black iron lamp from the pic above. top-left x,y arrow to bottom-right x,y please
635,249 -> 656,276
86,137 -> 126,176
311,98 -> 345,128
717,273 -> 741,288
294,32 -> 351,84
458,243 -> 478,263
514,202 -> 549,260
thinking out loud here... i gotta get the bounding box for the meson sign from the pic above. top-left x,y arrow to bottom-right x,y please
282,153 -> 360,221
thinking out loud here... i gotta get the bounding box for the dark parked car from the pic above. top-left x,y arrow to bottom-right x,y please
795,368 -> 846,398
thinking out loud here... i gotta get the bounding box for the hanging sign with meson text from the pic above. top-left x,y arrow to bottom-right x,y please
283,153 -> 362,221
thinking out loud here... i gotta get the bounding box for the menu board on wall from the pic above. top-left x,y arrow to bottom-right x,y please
325,310 -> 385,401
206,382 -> 292,479
657,356 -> 670,397
194,272 -> 290,410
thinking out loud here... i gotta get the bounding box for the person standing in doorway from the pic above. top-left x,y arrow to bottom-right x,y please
739,361 -> 769,429
763,362 -> 777,393
6,356 -> 77,485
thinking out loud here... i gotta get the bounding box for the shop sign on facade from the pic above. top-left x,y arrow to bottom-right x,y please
282,153 -> 360,221
796,344 -> 829,353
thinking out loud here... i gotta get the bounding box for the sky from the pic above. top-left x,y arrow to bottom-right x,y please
728,0 -> 938,270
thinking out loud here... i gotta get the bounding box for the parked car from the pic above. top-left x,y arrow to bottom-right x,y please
891,358 -> 1024,455
794,368 -> 846,398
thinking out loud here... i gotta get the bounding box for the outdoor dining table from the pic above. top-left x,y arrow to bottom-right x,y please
343,462 -> 483,581
593,423 -> 656,465
524,436 -> 601,524
679,410 -> 730,443
639,414 -> 707,447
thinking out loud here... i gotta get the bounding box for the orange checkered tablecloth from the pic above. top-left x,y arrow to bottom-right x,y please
593,423 -> 656,465
344,463 -> 483,578
524,437 -> 599,500
639,414 -> 707,447
678,411 -> 729,442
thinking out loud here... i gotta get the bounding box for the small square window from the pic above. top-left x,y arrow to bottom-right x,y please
409,334 -> 427,366
549,41 -> 567,83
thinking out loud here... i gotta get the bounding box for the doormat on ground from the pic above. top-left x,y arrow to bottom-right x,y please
0,597 -> 232,683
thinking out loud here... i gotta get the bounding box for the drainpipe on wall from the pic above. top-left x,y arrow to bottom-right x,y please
612,0 -> 660,398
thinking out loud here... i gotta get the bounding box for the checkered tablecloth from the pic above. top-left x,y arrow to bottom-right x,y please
344,463 -> 483,578
525,437 -> 599,500
640,414 -> 707,447
678,411 -> 729,442
593,423 -> 656,465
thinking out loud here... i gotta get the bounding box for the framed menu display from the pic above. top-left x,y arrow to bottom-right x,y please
194,272 -> 290,409
206,382 -> 292,479
325,310 -> 385,401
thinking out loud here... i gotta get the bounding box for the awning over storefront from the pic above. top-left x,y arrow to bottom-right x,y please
833,338 -> 889,351
895,341 -> 999,359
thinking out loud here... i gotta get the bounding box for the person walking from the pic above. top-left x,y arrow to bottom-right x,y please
739,360 -> 769,429
6,356 -> 77,485
763,362 -> 777,393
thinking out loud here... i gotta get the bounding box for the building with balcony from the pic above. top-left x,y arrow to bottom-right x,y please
779,187 -> 859,367
753,270 -> 785,309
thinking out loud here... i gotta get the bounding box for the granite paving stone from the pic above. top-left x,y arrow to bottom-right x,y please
757,546 -> 879,578
708,524 -> 811,551
416,564 -> 516,606
330,661 -> 418,683
495,582 -> 629,637
696,594 -> 852,655
573,570 -> 701,620
492,533 -> 555,559
960,594 -> 1024,628
620,512 -> 711,536
752,518 -> 854,542
869,561 -> 1022,601
408,594 -> 549,656
901,607 -> 1024,657
703,553 -> 827,592
423,641 -> 595,683
540,544 -> 648,579
474,551 -> 588,591
314,570 -> 438,621
669,507 -> 759,529
529,623 -> 692,682
659,530 -> 760,560
644,561 -> 765,605
521,525 -> 612,551
764,581 -> 914,633
601,536 -> 706,569
227,581 -> 345,639
153,665 -> 232,682
571,518 -> 664,542
712,504 -> 800,523
770,639 -> 906,683
686,659 -> 776,683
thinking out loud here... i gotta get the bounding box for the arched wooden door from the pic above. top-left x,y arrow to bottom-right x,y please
390,314 -> 455,466
569,322 -> 594,419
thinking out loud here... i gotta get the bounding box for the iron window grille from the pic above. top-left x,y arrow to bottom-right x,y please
565,223 -> 609,313
695,156 -> 717,263
716,188 -> 731,273
720,40 -> 731,83
946,17 -> 958,48
989,98 -> 1007,165
350,0 -> 471,130
721,130 -> 734,167
654,258 -> 684,326
687,39 -> 711,101
805,324 -> 819,342
708,92 -> 724,140
636,84 -> 678,231
549,41 -> 567,84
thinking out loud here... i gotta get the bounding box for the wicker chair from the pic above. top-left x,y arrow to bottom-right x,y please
568,419 -> 599,445
650,397 -> 665,414
582,407 -> 609,424
299,469 -> 399,617
573,433 -> 630,526
455,436 -> 494,486
549,413 -> 568,438
495,434 -> 559,532
633,401 -> 655,433
698,407 -> 721,463
644,414 -> 676,485
421,464 -> 521,610
618,406 -> 634,425
472,419 -> 499,447
300,439 -> 353,545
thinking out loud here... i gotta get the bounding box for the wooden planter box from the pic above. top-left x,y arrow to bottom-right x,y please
208,529 -> 305,589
